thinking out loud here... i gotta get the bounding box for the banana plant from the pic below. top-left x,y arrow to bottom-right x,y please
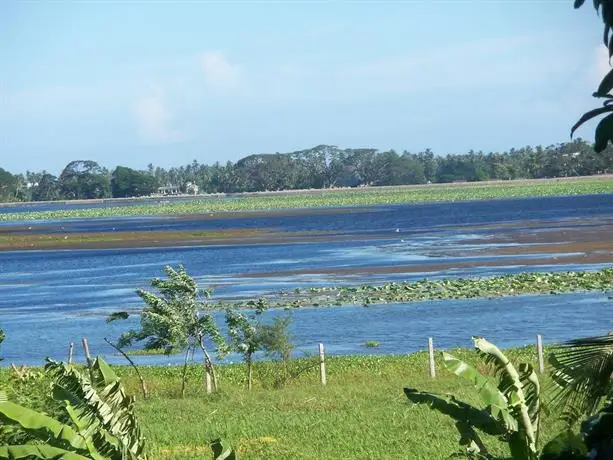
405,337 -> 541,459
0,356 -> 147,460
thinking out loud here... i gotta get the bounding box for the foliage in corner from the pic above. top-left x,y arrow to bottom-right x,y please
405,336 -> 541,459
0,355 -> 147,460
549,334 -> 613,419
545,334 -> 613,459
572,0 -> 613,152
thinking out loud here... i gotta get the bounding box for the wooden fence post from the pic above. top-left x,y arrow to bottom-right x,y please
81,337 -> 93,376
428,337 -> 436,379
205,367 -> 212,394
68,342 -> 74,365
536,334 -> 544,373
319,343 -> 327,386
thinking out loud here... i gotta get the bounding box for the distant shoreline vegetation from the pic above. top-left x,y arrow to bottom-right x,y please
0,176 -> 612,222
1,139 -> 613,205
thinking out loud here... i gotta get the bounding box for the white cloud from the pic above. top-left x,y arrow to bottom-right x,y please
132,84 -> 185,144
200,51 -> 242,91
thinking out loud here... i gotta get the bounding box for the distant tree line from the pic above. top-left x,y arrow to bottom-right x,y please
1,138 -> 612,202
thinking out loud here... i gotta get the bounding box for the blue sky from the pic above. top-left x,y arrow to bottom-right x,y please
0,1 -> 606,175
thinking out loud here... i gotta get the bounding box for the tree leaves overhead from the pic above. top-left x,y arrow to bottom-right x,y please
596,68 -> 613,96
571,106 -> 613,138
573,0 -> 613,151
573,0 -> 613,56
595,112 -> 613,151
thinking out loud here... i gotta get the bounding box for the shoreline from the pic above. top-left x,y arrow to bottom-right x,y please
1,177 -> 612,223
2,173 -> 612,209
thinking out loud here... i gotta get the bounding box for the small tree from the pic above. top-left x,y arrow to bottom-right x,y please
226,308 -> 298,390
258,316 -> 294,363
0,328 -> 4,361
225,308 -> 264,391
257,316 -> 296,387
113,265 -> 227,397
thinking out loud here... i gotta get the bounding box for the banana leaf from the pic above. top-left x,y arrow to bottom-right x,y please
0,445 -> 94,460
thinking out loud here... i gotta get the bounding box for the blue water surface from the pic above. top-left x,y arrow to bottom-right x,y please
1,194 -> 612,365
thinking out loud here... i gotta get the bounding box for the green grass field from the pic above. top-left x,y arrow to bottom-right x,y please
1,176 -> 612,222
2,347 -> 561,459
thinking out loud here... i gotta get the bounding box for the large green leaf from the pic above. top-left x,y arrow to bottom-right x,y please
0,400 -> 90,454
46,358 -> 146,460
472,337 -> 538,455
518,362 -> 541,435
92,356 -> 119,386
48,364 -> 121,458
0,445 -> 93,460
441,352 -> 516,430
594,112 -> 613,151
550,334 -> 613,417
597,68 -> 613,97
570,106 -> 613,138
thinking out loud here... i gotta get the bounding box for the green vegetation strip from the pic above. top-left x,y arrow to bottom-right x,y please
220,269 -> 613,310
1,177 -> 612,222
0,348 -> 565,459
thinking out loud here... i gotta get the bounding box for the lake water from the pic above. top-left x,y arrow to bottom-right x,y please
1,194 -> 613,365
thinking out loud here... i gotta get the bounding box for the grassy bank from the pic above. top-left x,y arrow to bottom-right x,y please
1,176 -> 612,222
1,348 -> 567,459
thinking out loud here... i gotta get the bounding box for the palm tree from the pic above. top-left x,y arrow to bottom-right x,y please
550,335 -> 613,416
548,335 -> 613,459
